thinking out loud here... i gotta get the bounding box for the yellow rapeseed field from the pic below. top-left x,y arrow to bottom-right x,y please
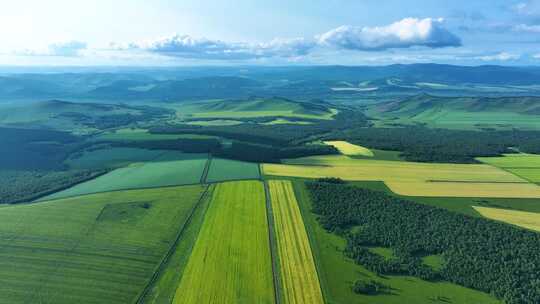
263,155 -> 540,198
324,141 -> 374,157
268,180 -> 324,304
473,206 -> 540,231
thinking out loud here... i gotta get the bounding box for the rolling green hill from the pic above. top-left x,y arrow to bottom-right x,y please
0,100 -> 171,133
368,94 -> 540,130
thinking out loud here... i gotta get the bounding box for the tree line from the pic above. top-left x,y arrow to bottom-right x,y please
307,180 -> 540,304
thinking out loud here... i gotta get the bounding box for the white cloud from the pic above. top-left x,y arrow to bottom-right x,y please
513,24 -> 540,33
533,53 -> 540,59
15,40 -> 87,57
514,1 -> 540,19
124,34 -> 316,60
317,18 -> 461,51
476,52 -> 520,62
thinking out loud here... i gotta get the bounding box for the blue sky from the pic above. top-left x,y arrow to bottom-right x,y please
1,0 -> 540,66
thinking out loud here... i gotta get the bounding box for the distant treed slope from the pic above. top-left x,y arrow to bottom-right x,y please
332,127 -> 540,163
307,181 -> 540,304
374,94 -> 540,116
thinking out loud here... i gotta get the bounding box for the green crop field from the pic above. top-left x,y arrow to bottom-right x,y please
66,147 -> 168,169
205,157 -> 261,183
477,153 -> 540,168
506,168 -> 540,183
43,154 -> 208,200
94,128 -> 218,142
268,180 -> 324,304
264,155 -> 540,198
173,181 -> 275,304
0,185 -> 205,304
292,180 -> 501,304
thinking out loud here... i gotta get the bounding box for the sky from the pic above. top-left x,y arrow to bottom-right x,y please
1,0 -> 540,66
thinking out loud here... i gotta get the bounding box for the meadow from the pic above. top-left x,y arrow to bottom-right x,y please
263,155 -> 540,198
268,180 -> 324,304
43,154 -> 208,200
292,180 -> 500,304
473,206 -> 540,232
205,157 -> 261,183
324,140 -> 374,157
173,181 -> 275,304
0,185 -> 205,304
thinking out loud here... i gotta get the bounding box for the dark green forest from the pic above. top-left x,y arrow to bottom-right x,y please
307,180 -> 540,304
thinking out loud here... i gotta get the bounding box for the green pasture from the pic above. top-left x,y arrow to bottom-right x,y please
205,158 -> 261,183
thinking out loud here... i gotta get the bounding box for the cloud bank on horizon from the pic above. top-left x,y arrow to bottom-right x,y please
1,0 -> 539,65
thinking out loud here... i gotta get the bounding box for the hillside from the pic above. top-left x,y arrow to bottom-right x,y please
368,94 -> 540,130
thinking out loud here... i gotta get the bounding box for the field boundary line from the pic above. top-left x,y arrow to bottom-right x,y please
291,180 -> 330,303
134,184 -> 212,304
200,153 -> 213,184
263,180 -> 282,304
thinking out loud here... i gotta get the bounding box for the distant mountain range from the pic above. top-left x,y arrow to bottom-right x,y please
2,64 -> 540,101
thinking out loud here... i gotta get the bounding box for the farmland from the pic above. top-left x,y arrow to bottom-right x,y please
263,155 -> 540,198
205,157 -> 261,183
473,206 -> 540,232
173,181 -> 275,304
324,141 -> 374,157
268,180 -> 324,304
43,154 -> 208,200
477,153 -> 540,183
0,185 -> 205,304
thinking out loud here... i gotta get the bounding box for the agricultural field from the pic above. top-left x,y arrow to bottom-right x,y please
205,157 -> 261,183
292,180 -> 500,304
473,206 -> 540,232
268,180 -> 324,304
173,181 -> 275,304
94,128 -> 217,142
477,153 -> 540,183
263,155 -> 540,198
66,147 -> 167,169
324,140 -> 374,157
0,185 -> 205,304
43,154 -> 208,200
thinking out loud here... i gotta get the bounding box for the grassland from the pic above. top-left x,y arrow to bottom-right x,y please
205,158 -> 261,183
185,119 -> 243,126
263,155 -> 540,198
0,185 -> 205,304
324,140 -> 374,157
292,180 -> 501,304
473,206 -> 540,232
262,118 -> 314,125
43,154 -> 208,200
173,181 -> 275,304
268,180 -> 324,304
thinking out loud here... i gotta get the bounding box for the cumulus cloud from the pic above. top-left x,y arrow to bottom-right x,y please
476,52 -> 520,62
125,34 -> 315,60
317,18 -> 461,51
